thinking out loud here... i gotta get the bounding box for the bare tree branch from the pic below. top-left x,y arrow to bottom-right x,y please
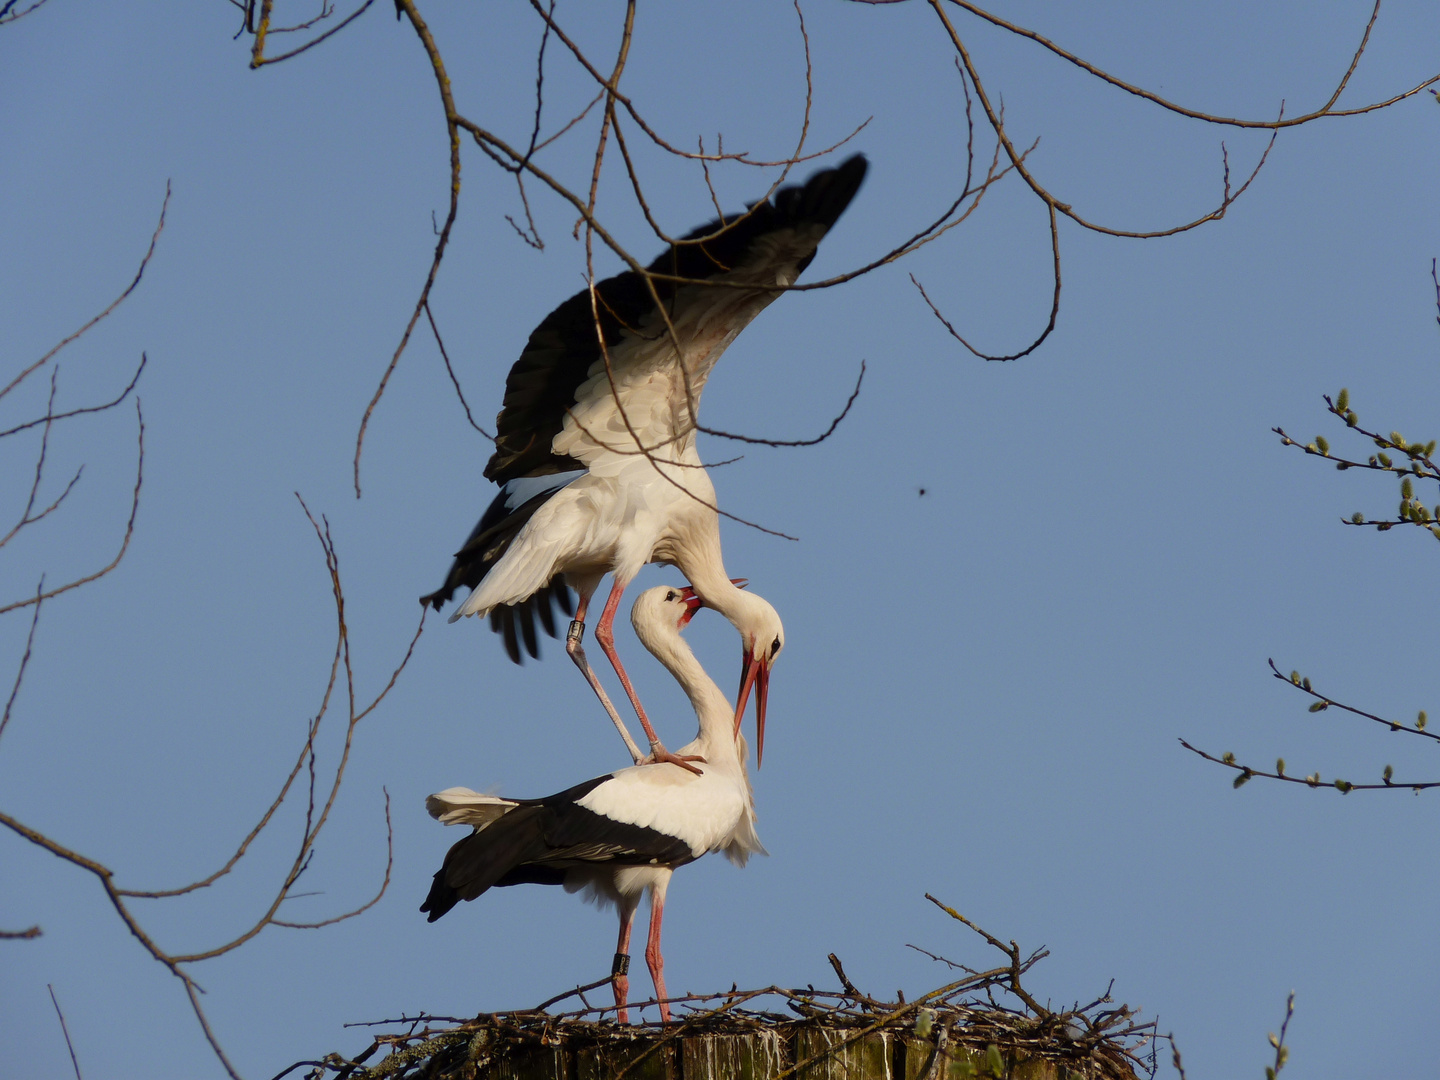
2,188 -> 167,406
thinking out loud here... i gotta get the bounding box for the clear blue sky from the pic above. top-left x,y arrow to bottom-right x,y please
4,3 -> 1439,1077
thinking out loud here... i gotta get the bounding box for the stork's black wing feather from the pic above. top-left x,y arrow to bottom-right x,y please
483,155 -> 868,484
420,774 -> 696,922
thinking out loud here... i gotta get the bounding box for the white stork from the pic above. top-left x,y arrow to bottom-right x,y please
421,585 -> 766,1024
421,155 -> 865,770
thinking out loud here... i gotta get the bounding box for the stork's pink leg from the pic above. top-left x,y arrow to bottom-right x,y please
613,908 -> 635,1024
565,590 -> 645,764
593,579 -> 705,776
645,893 -> 671,1024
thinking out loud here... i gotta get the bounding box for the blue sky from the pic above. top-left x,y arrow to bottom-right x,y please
4,2 -> 1440,1077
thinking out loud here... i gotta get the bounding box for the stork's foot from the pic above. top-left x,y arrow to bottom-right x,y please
644,744 -> 706,776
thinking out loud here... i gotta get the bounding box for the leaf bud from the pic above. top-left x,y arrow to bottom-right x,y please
1418,710 -> 1427,730
1308,701 -> 1328,712
1306,773 -> 1320,786
1315,435 -> 1329,454
1390,431 -> 1405,446
1289,671 -> 1300,684
1233,770 -> 1252,789
1275,758 -> 1286,775
986,1044 -> 1004,1075
1336,388 -> 1349,411
1383,765 -> 1394,783
1302,677 -> 1311,691
1335,779 -> 1353,793
1378,453 -> 1393,467
1346,411 -> 1358,427
1351,512 -> 1365,524
1222,751 -> 1236,764
1402,477 -> 1414,499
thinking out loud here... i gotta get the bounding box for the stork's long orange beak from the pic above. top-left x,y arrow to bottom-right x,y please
734,651 -> 770,768
677,586 -> 703,627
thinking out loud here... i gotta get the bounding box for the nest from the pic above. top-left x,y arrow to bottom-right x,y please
278,900 -> 1163,1080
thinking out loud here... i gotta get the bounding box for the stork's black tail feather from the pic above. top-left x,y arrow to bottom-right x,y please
420,478 -> 577,663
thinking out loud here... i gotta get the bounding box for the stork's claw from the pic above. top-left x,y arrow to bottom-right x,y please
645,746 -> 707,775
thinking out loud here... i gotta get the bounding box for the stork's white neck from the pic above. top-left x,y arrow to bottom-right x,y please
635,614 -> 738,766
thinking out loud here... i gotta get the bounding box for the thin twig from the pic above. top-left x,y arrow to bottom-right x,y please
48,985 -> 83,1080
2,188 -> 167,405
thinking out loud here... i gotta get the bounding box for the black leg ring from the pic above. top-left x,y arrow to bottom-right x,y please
612,952 -> 630,977
568,620 -> 585,643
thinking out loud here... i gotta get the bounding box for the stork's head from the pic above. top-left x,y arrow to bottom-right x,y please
632,584 -> 705,641
730,591 -> 784,769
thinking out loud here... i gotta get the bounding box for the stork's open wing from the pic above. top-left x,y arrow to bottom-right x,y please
484,155 -> 868,484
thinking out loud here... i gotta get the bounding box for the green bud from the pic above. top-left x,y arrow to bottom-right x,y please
985,1044 -> 1004,1076
1265,1068 -> 1276,1080
1306,773 -> 1320,786
1315,435 -> 1329,454
1346,411 -> 1358,427
1391,431 -> 1405,446
1302,677 -> 1311,691
1336,388 -> 1349,411
1418,710 -> 1427,729
1306,443 -> 1317,453
1336,462 -> 1350,471
1402,478 -> 1414,499
1384,765 -> 1394,782
1431,527 -> 1440,542
1378,522 -> 1394,531
1308,701 -> 1328,712
1427,440 -> 1437,457
1289,671 -> 1300,684
1268,1033 -> 1280,1049
1222,751 -> 1236,764
1276,758 -> 1286,775
1277,1046 -> 1289,1068
1233,771 -> 1252,789
1352,512 -> 1365,524
1379,453 -> 1393,467
1335,779 -> 1353,793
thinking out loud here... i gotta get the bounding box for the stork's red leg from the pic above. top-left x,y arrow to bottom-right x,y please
613,907 -> 635,1024
593,579 -> 705,776
565,589 -> 645,764
645,892 -> 670,1024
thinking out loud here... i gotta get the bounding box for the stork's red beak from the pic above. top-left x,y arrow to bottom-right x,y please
734,651 -> 770,768
677,586 -> 702,627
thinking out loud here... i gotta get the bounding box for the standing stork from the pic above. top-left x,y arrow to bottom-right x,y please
421,155 -> 864,770
421,586 -> 765,1023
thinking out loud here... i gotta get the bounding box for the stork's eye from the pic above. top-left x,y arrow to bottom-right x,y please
770,636 -> 782,656
665,590 -> 677,602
